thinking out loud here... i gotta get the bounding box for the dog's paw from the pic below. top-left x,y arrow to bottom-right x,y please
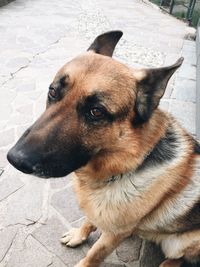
74,259 -> 95,267
74,259 -> 87,267
60,228 -> 87,247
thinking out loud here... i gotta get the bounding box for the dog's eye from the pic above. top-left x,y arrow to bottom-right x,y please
90,107 -> 104,118
48,87 -> 57,100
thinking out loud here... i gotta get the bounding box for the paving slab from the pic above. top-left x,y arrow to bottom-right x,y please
6,235 -> 53,267
0,169 -> 24,202
0,177 -> 45,227
51,186 -> 84,223
0,129 -> 15,148
171,78 -> 196,102
169,100 -> 196,134
116,236 -> 142,263
0,227 -> 17,262
139,241 -> 165,267
33,216 -> 85,267
178,62 -> 196,81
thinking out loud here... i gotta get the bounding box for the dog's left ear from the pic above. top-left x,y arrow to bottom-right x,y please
134,57 -> 184,125
87,31 -> 123,57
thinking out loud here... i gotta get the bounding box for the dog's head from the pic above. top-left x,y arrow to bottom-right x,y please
7,31 -> 183,178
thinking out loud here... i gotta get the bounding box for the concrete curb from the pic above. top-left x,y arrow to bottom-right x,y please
196,20 -> 200,138
0,0 -> 14,7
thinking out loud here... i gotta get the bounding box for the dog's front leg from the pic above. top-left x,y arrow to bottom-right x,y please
60,218 -> 96,247
159,259 -> 183,267
75,231 -> 129,267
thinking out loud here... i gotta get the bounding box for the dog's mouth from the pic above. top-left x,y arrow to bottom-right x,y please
32,163 -> 76,178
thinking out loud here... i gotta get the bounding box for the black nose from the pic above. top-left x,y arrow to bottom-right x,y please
7,148 -> 34,174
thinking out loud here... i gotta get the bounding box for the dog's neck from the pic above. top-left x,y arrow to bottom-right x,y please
105,124 -> 179,184
76,109 -> 170,186
106,147 -> 154,183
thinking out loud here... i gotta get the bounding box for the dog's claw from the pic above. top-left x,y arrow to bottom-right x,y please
60,228 -> 86,247
60,234 -> 71,245
61,232 -> 70,239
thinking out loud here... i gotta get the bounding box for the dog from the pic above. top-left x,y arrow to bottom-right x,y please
7,31 -> 200,267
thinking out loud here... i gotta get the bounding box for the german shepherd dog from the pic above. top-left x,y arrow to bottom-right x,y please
7,31 -> 200,267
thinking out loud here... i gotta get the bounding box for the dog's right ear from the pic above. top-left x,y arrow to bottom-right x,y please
133,57 -> 184,125
87,31 -> 123,57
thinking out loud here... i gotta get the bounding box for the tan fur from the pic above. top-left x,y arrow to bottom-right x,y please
160,229 -> 200,260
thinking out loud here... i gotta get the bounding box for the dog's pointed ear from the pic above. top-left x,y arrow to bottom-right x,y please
134,57 -> 184,125
87,31 -> 123,57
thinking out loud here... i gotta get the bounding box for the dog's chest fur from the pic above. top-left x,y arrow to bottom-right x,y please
74,132 -> 199,237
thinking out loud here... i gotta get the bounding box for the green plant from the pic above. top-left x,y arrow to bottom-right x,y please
173,10 -> 187,19
150,0 -> 161,5
149,0 -> 200,28
192,9 -> 200,27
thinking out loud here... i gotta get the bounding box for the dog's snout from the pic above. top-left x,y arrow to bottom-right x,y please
7,148 -> 34,174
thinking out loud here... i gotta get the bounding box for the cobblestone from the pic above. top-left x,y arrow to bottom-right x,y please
139,241 -> 165,267
116,236 -> 142,263
169,100 -> 196,134
171,78 -> 196,102
0,227 -> 17,262
50,174 -> 73,190
33,216 -> 86,267
178,62 -> 196,81
0,128 -> 15,148
0,177 -> 45,227
51,186 -> 84,223
0,169 -> 24,201
50,257 -> 68,267
0,148 -> 9,167
6,235 -> 53,267
15,81 -> 36,92
0,0 -> 196,266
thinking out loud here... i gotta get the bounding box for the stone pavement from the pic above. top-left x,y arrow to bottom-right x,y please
0,0 -> 196,266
